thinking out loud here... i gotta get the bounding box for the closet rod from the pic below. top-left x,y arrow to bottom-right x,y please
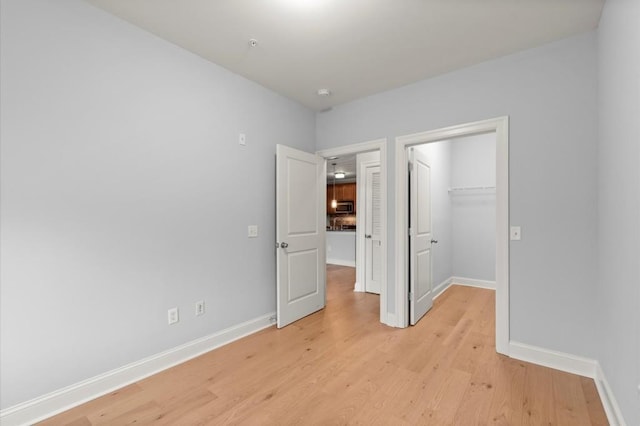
447,186 -> 496,193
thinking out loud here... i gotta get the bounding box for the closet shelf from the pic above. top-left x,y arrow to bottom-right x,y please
448,186 -> 496,193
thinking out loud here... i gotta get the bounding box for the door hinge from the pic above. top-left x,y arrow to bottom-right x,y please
408,227 -> 412,236
408,292 -> 413,301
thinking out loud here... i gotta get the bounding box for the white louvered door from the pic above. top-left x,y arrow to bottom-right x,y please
365,166 -> 382,294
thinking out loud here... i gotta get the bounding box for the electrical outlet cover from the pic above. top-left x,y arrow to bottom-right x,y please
168,307 -> 179,325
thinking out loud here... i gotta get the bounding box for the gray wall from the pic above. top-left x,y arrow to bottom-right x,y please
0,0 -> 315,409
596,0 -> 640,423
317,32 -> 599,358
450,134 -> 496,281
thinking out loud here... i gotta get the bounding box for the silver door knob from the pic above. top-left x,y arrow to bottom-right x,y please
431,239 -> 438,244
280,242 -> 289,248
365,234 -> 372,239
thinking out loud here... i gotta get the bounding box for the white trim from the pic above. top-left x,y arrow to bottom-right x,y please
317,139 -> 389,326
353,281 -> 364,292
508,342 -> 626,426
509,341 -> 597,378
433,277 -> 454,299
432,276 -> 496,300
326,259 -> 356,267
385,312 -> 397,327
0,313 -> 276,426
394,117 -> 510,354
451,276 -> 496,290
317,139 -> 384,158
594,363 -> 628,426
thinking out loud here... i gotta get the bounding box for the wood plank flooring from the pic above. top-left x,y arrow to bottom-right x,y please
41,265 -> 608,425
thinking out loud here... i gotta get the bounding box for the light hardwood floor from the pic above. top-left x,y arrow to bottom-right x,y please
41,265 -> 608,425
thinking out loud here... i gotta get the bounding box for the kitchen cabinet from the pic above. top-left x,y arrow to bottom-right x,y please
341,183 -> 356,204
327,182 -> 357,214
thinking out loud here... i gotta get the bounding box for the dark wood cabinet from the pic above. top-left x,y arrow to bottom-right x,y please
327,182 -> 356,215
341,183 -> 356,204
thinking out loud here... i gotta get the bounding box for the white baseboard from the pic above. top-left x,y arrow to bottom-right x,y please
326,259 -> 356,267
509,341 -> 626,425
0,312 -> 276,426
433,277 -> 454,299
433,276 -> 495,300
385,312 -> 398,328
451,276 -> 496,290
353,281 -> 364,292
594,363 -> 627,426
509,341 -> 597,378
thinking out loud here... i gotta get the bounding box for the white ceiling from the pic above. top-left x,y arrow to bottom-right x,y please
327,155 -> 357,182
85,0 -> 604,111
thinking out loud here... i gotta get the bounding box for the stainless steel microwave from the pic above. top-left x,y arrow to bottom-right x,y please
335,200 -> 354,213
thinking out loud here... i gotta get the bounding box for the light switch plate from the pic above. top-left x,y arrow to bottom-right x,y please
248,225 -> 258,238
510,226 -> 521,241
239,133 -> 246,146
195,301 -> 205,316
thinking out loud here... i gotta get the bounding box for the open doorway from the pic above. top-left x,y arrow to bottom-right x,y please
325,155 -> 358,268
407,133 -> 497,325
317,139 -> 389,326
325,152 -> 382,294
395,117 -> 509,354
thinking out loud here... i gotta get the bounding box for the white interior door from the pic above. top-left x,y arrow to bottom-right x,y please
409,147 -> 434,325
365,166 -> 382,294
276,144 -> 326,328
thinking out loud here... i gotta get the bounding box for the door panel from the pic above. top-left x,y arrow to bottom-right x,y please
409,148 -> 433,325
288,249 -> 319,301
287,159 -> 319,233
276,145 -> 326,328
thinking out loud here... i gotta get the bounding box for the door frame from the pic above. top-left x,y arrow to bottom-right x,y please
317,138 -> 390,326
394,117 -> 510,355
